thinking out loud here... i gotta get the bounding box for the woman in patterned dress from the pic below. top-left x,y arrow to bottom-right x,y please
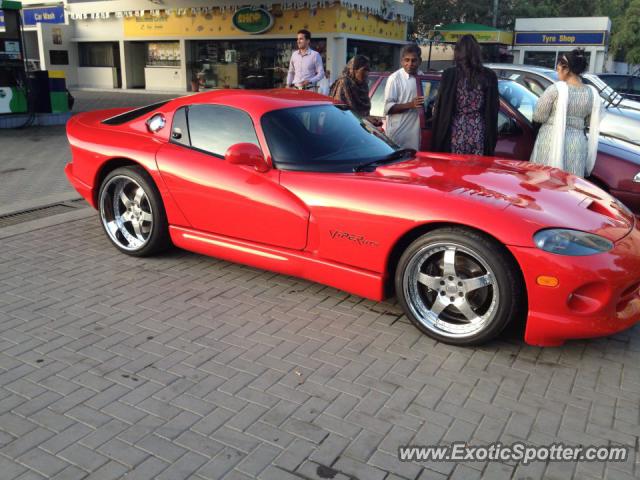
432,35 -> 500,156
530,49 -> 602,177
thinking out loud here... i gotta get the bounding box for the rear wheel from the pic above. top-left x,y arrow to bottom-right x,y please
98,166 -> 170,256
395,227 -> 524,346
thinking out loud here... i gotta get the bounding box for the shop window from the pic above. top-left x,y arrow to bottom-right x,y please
187,105 -> 259,157
79,42 -> 118,67
147,42 -> 181,67
190,39 -> 326,90
49,50 -> 68,66
523,52 -> 556,70
347,40 -> 397,72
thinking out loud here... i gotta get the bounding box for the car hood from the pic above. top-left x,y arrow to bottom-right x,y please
370,153 -> 634,242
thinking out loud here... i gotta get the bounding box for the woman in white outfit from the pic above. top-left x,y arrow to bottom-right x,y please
530,49 -> 603,178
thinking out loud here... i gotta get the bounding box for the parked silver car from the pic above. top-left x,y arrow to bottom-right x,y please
486,64 -> 640,147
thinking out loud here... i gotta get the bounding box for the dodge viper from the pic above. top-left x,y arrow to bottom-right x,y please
65,90 -> 640,347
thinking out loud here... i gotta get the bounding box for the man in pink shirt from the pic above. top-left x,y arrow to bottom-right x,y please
287,29 -> 325,91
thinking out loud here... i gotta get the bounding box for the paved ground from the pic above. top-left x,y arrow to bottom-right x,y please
1,90 -> 640,480
0,90 -> 178,212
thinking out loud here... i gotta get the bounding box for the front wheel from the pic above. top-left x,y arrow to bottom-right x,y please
98,166 -> 170,257
395,227 -> 524,346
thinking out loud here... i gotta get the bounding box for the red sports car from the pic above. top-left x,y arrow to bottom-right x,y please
65,90 -> 640,347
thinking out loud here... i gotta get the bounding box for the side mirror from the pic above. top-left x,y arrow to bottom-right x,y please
225,143 -> 269,173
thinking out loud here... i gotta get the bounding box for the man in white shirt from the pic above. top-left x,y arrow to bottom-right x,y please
383,44 -> 425,151
287,29 -> 325,91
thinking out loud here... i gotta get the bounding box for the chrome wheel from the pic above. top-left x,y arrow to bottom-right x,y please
99,175 -> 154,251
402,243 -> 499,339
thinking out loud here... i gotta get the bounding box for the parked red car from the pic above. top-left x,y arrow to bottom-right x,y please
368,72 -> 640,214
65,89 -> 640,347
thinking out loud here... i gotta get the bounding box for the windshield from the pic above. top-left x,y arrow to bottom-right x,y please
498,80 -> 539,122
261,104 -> 398,171
583,74 -> 622,105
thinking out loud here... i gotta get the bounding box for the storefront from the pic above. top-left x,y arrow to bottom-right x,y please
59,0 -> 412,91
421,23 -> 514,70
512,17 -> 611,73
0,0 -> 67,70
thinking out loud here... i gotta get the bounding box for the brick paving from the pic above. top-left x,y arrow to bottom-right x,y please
0,90 -> 178,210
1,90 -> 640,479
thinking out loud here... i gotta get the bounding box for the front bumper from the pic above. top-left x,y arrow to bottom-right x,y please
510,223 -> 640,346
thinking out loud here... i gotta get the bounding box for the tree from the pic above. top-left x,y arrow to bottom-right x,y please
610,0 -> 640,64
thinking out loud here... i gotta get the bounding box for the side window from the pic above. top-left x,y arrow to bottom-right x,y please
497,111 -> 511,134
367,75 -> 379,93
171,107 -> 190,147
630,77 -> 640,95
187,105 -> 260,157
421,80 -> 440,125
523,76 -> 546,96
369,77 -> 388,117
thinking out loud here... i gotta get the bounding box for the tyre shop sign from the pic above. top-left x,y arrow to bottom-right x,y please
232,7 -> 274,34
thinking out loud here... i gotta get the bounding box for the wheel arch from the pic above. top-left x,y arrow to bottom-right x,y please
93,158 -> 145,207
93,156 -> 191,229
384,222 -> 528,307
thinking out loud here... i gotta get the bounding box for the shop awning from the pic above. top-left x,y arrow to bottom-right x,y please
0,1 -> 22,10
428,23 -> 513,45
66,0 -> 413,22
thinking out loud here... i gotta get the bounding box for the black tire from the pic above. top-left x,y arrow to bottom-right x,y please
395,227 -> 524,346
98,166 -> 171,257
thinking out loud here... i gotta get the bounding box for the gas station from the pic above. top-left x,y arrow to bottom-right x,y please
0,0 -> 71,127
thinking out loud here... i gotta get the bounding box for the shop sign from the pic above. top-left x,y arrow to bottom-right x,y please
0,6 -> 65,28
232,7 -> 274,34
428,29 -> 513,45
515,32 -> 606,46
23,6 -> 65,26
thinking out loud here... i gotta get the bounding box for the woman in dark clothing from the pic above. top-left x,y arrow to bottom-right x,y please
330,55 -> 382,125
431,35 -> 499,156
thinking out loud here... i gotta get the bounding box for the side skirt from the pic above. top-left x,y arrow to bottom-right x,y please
170,226 -> 386,301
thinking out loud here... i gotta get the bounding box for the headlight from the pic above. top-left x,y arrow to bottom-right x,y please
534,229 -> 613,256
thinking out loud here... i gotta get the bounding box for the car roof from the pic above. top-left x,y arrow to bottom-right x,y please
599,73 -> 637,77
166,89 -> 335,116
485,63 -> 557,76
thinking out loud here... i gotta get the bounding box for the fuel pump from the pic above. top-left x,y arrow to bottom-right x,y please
0,1 -> 28,115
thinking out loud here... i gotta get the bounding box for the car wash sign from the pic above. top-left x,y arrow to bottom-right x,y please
232,7 -> 274,34
0,5 -> 65,28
